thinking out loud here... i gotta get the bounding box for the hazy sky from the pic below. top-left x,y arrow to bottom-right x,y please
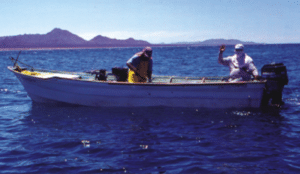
1,0 -> 299,44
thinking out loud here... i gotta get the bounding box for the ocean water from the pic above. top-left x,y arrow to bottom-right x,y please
1,45 -> 300,173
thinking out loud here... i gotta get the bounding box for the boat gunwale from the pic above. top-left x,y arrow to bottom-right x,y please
7,66 -> 267,87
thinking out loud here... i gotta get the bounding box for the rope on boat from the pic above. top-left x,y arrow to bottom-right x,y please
9,52 -> 80,75
10,56 -> 35,71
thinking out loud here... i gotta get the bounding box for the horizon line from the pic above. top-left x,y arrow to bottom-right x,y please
0,28 -> 299,45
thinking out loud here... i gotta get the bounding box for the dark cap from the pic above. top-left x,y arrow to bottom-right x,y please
142,47 -> 152,58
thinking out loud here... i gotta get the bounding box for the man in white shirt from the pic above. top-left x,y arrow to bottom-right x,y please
218,44 -> 258,81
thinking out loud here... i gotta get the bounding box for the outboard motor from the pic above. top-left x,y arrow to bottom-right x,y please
261,63 -> 288,106
112,67 -> 128,82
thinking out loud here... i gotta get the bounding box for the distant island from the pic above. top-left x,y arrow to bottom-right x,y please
0,28 -> 260,50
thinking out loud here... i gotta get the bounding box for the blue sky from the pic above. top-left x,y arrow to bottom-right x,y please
1,0 -> 299,44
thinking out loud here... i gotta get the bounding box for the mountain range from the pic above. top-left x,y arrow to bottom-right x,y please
0,28 -> 260,49
0,28 -> 151,49
175,39 -> 258,46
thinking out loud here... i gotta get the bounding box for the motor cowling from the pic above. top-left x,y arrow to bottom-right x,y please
261,63 -> 288,106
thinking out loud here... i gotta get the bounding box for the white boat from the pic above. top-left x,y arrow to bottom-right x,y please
8,50 -> 289,109
8,65 -> 273,108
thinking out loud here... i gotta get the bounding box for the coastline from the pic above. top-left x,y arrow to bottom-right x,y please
0,45 -> 189,52
0,46 -> 150,52
1,43 -> 297,52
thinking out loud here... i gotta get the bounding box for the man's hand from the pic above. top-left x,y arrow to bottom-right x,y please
219,44 -> 226,53
126,63 -> 137,72
254,75 -> 261,80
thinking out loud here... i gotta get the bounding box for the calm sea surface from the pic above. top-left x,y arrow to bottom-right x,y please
1,45 -> 300,173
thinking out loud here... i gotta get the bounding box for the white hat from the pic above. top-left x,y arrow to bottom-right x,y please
234,44 -> 244,50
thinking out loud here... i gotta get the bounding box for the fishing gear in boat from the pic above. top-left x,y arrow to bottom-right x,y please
87,67 -> 129,82
13,51 -> 21,67
112,67 -> 128,82
88,69 -> 107,81
9,51 -> 35,72
9,51 -> 22,72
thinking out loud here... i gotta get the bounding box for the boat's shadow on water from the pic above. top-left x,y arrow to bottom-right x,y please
27,102 -> 284,131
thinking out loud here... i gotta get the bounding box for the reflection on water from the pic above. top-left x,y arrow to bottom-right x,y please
13,103 -> 292,173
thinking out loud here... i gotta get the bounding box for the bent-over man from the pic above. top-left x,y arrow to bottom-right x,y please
126,47 -> 153,83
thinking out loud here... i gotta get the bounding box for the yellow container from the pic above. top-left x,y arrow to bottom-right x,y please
21,70 -> 41,76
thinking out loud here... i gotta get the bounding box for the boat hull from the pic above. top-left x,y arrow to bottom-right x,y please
10,67 -> 266,108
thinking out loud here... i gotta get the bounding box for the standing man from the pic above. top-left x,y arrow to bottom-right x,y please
126,47 -> 153,83
218,44 -> 258,81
